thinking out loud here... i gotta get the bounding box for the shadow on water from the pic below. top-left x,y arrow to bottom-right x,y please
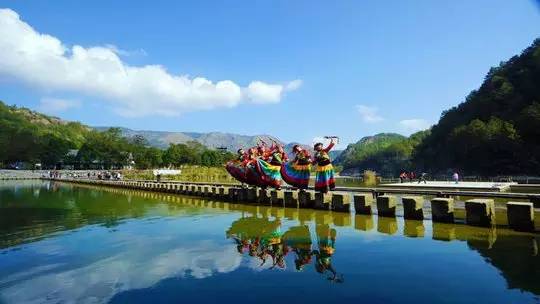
0,180 -> 539,302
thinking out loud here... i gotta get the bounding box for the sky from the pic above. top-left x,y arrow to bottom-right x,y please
0,1 -> 539,148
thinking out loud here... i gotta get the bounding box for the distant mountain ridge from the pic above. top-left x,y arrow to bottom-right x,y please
94,127 -> 343,158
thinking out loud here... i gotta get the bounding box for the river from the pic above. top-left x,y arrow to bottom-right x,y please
0,180 -> 539,303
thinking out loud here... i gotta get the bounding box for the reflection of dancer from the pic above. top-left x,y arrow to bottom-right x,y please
283,225 -> 313,271
314,224 -> 343,283
226,216 -> 285,267
281,145 -> 312,189
313,138 -> 337,193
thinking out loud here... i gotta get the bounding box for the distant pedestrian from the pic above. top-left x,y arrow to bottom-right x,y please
410,172 -> 416,182
399,172 -> 406,183
452,172 -> 459,184
418,173 -> 427,184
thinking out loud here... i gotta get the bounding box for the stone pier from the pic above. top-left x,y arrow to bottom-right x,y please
376,195 -> 396,217
270,190 -> 284,206
431,198 -> 455,223
284,191 -> 298,208
314,192 -> 332,210
332,193 -> 351,213
465,199 -> 496,227
402,196 -> 424,220
298,191 -> 314,208
354,194 -> 373,215
507,202 -> 535,232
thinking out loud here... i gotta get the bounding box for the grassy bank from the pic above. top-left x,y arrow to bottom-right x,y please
122,165 -> 238,183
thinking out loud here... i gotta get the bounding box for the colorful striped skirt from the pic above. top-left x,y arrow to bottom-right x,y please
314,164 -> 335,193
256,159 -> 282,189
225,160 -> 247,183
281,161 -> 311,189
245,161 -> 264,186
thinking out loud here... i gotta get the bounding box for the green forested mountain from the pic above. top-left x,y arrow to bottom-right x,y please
335,132 -> 428,176
0,102 -> 235,169
0,102 -> 89,167
413,38 -> 540,175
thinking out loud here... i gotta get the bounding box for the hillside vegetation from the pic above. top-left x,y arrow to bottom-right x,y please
413,38 -> 540,175
335,132 -> 428,176
337,38 -> 540,177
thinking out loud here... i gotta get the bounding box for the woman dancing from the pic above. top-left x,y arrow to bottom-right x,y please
225,148 -> 249,183
281,145 -> 312,190
256,143 -> 288,189
313,138 -> 337,193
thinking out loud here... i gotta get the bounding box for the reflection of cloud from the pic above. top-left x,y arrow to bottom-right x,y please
0,242 -> 241,303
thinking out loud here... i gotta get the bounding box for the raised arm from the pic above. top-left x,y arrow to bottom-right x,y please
324,140 -> 336,153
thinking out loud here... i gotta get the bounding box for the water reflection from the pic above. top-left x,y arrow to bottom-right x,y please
0,181 -> 539,303
226,215 -> 343,282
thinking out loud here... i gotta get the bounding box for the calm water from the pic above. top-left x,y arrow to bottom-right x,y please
0,181 -> 539,304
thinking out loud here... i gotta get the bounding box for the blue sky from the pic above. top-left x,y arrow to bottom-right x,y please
0,1 -> 539,147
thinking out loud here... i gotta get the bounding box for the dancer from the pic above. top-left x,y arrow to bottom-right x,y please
313,138 -> 337,193
255,143 -> 286,189
281,145 -> 312,189
225,148 -> 248,183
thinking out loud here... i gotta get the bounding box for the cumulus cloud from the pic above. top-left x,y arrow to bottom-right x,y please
399,119 -> 431,133
0,9 -> 301,116
37,97 -> 81,114
356,105 -> 384,123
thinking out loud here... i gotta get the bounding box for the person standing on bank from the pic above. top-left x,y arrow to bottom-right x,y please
313,138 -> 337,193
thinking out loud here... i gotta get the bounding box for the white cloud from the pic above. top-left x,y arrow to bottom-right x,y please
245,79 -> 302,104
0,9 -> 301,116
356,105 -> 384,123
37,97 -> 81,114
399,119 -> 431,133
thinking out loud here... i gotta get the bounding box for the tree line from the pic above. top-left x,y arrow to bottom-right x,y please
0,102 -> 234,169
338,38 -> 540,177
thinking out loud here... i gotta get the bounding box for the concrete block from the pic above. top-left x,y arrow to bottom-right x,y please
431,198 -> 455,223
270,190 -> 284,206
402,196 -> 424,220
507,202 -> 535,232
376,195 -> 396,217
298,191 -> 314,208
284,191 -> 298,208
332,193 -> 351,213
314,193 -> 332,210
354,194 -> 372,215
246,188 -> 258,202
258,189 -> 271,205
465,199 -> 495,227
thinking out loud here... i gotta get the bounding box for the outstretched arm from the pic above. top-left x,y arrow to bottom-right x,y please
324,139 -> 336,153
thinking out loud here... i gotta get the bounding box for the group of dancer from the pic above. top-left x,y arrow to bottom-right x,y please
226,137 -> 338,193
226,217 -> 343,282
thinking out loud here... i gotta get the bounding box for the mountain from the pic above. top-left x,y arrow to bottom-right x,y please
94,127 -> 283,152
334,132 -> 428,176
95,127 -> 345,159
413,38 -> 540,175
0,101 -> 89,166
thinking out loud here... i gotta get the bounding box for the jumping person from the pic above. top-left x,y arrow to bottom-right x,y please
281,145 -> 312,189
313,138 -> 337,193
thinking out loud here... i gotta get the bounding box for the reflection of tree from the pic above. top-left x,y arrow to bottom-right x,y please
468,234 -> 540,295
